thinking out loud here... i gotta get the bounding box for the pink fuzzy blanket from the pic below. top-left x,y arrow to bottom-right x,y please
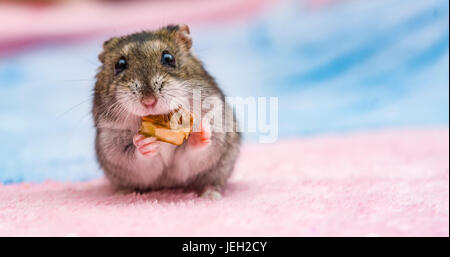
0,128 -> 448,236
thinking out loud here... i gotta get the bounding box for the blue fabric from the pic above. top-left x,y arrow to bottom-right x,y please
0,0 -> 448,183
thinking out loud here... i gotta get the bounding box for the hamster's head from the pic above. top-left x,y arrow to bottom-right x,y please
95,24 -> 211,118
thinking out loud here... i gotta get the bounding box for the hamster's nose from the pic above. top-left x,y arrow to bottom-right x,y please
141,96 -> 157,108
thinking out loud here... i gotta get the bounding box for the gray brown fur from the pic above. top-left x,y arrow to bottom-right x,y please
92,25 -> 241,195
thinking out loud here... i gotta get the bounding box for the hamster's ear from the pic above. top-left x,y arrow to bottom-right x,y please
175,24 -> 192,50
98,51 -> 106,63
98,37 -> 119,62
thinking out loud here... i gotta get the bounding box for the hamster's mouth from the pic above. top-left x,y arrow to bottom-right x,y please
141,106 -> 183,120
135,100 -> 184,117
116,90 -> 186,118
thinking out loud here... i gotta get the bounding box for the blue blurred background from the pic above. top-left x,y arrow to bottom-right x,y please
0,0 -> 448,183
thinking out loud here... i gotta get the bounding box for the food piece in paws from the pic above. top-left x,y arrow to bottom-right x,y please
138,109 -> 193,145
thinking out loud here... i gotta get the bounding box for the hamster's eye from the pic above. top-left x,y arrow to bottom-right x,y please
114,56 -> 128,75
161,51 -> 176,68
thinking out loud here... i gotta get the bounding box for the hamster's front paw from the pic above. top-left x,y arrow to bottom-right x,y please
133,134 -> 160,157
188,119 -> 211,148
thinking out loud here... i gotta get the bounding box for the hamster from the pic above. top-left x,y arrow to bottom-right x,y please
92,24 -> 241,199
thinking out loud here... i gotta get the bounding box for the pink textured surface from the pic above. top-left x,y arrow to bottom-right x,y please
0,128 -> 448,236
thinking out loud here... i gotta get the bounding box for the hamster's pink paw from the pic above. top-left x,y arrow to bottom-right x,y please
133,134 -> 160,157
200,186 -> 222,200
188,119 -> 211,148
